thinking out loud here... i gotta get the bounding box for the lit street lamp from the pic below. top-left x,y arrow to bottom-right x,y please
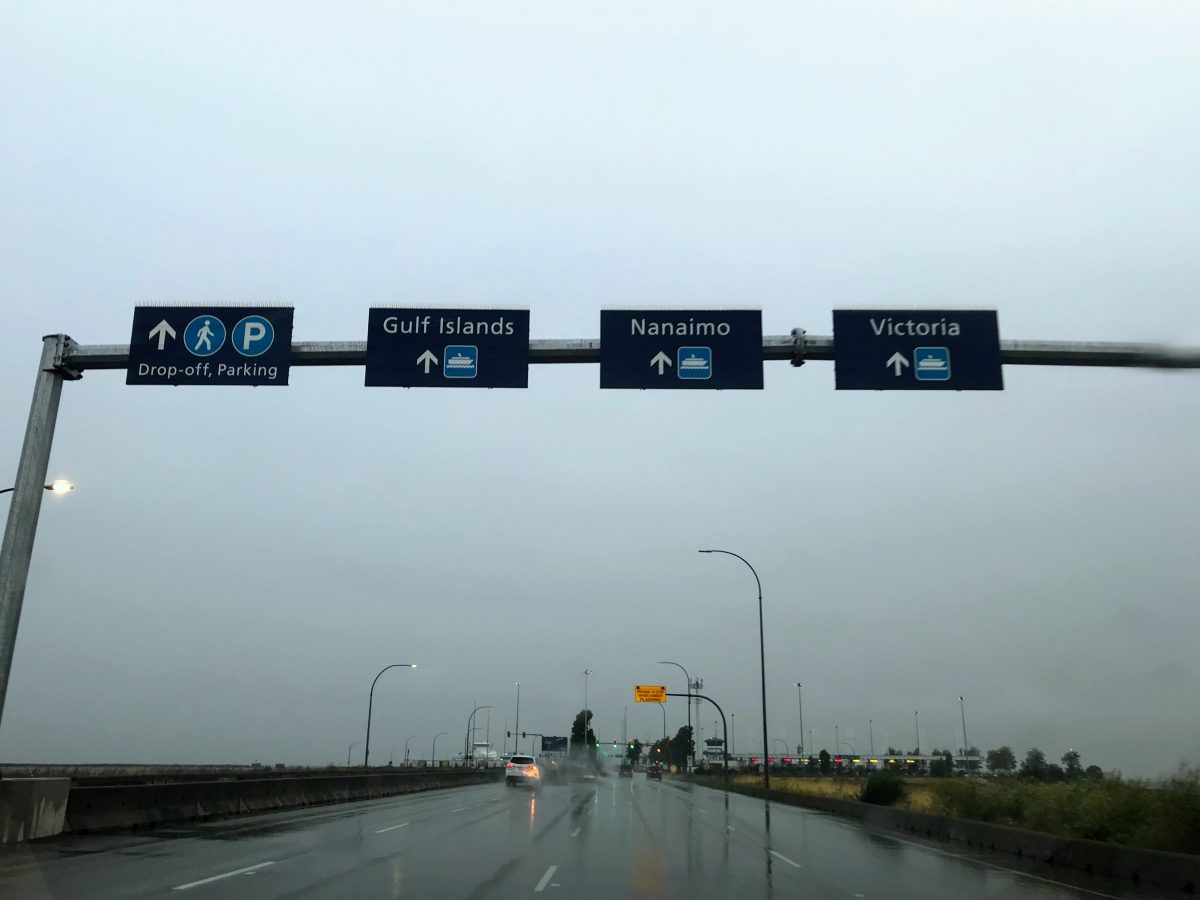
364,663 -> 417,768
700,550 -> 770,790
0,480 -> 73,496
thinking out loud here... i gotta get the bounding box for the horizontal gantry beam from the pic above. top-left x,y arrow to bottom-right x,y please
59,335 -> 1200,372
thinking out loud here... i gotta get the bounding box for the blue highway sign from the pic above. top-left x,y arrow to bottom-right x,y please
832,309 -> 1003,391
365,309 -> 529,388
600,310 -> 762,390
126,306 -> 293,385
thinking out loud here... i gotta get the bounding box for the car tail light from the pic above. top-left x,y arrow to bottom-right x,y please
506,762 -> 514,769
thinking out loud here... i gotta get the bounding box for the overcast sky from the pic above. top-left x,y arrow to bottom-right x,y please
1,2 -> 1198,777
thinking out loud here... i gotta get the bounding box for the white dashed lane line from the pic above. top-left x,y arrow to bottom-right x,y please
534,865 -> 558,892
769,850 -> 803,868
374,822 -> 410,834
173,861 -> 276,891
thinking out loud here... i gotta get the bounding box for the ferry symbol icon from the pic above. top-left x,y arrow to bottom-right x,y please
913,347 -> 951,381
443,345 -> 478,379
677,346 -> 712,380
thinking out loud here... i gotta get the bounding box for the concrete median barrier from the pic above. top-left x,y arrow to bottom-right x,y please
0,778 -> 71,844
65,769 -> 499,833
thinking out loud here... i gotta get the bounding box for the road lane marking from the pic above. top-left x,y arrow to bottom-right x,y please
726,825 -> 735,831
570,827 -> 581,837
769,850 -> 803,868
173,861 -> 276,891
534,865 -> 558,892
451,807 -> 467,813
375,822 -> 411,833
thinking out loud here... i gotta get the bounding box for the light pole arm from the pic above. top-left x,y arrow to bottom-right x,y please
365,663 -> 416,768
700,549 -> 761,599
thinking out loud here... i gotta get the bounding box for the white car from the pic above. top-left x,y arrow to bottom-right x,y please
505,755 -> 542,788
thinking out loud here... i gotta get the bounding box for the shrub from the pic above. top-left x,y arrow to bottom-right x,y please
861,772 -> 906,806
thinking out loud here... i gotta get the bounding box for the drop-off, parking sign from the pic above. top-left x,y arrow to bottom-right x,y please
832,309 -> 1003,391
600,310 -> 762,389
126,306 -> 294,385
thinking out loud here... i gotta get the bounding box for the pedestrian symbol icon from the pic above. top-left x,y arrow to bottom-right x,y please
182,316 -> 226,357
231,315 -> 275,357
677,346 -> 712,380
913,347 -> 951,381
443,345 -> 478,379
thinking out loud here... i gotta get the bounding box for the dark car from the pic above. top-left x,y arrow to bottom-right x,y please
646,765 -> 662,780
618,762 -> 633,778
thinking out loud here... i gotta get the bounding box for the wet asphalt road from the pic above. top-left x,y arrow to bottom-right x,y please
0,777 -> 1173,899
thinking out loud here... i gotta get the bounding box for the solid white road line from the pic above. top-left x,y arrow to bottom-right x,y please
451,807 -> 467,813
769,850 -> 803,868
534,865 -> 558,892
172,861 -> 276,891
374,822 -> 411,834
570,827 -> 581,837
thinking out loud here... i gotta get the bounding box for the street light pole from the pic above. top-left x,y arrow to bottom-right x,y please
583,669 -> 593,756
960,696 -> 970,769
364,663 -> 417,768
869,719 -> 874,756
405,735 -> 415,764
431,732 -> 447,767
835,724 -> 840,756
465,705 -> 492,765
0,335 -> 75,736
347,741 -> 359,767
514,682 -> 521,756
658,661 -> 692,773
700,550 -> 769,791
914,710 -> 920,755
794,683 -> 804,757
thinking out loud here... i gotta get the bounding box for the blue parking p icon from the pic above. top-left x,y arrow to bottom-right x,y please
231,315 -> 276,357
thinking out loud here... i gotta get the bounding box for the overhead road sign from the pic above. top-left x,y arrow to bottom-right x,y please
635,685 -> 667,703
832,309 -> 1003,390
600,310 -> 763,389
126,306 -> 293,385
365,308 -> 529,388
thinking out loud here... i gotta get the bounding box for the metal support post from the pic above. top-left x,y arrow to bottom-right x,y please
0,336 -> 76,733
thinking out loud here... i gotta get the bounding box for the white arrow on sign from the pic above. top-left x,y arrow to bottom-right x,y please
650,351 -> 673,375
416,350 -> 439,374
148,319 -> 176,350
886,352 -> 910,376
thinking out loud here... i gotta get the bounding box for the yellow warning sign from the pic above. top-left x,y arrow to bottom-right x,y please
634,685 -> 667,703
